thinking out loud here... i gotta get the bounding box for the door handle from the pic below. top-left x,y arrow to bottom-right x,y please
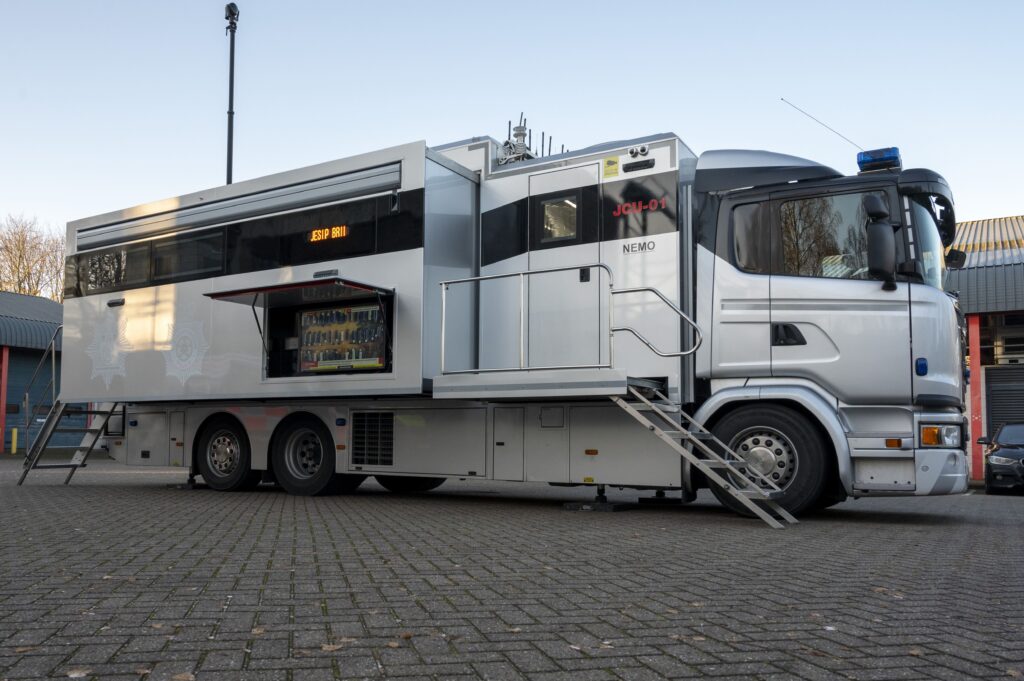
771,323 -> 806,346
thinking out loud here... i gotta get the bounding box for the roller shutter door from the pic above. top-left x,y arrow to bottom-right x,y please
985,366 -> 1024,434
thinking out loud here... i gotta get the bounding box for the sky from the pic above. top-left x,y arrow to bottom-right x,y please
1,1 -> 1022,233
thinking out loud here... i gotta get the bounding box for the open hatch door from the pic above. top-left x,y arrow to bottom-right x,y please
206,276 -> 395,376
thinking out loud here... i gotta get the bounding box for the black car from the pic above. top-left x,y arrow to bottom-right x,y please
979,423 -> 1024,494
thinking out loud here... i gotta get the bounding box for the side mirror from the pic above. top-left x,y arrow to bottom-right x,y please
864,195 -> 897,290
946,248 -> 967,270
977,437 -> 990,445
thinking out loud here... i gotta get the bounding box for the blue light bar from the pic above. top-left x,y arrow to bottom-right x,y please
857,147 -> 902,172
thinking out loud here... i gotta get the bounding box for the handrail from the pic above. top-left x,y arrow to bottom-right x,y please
611,287 -> 703,356
440,264 -> 614,375
438,263 -> 704,374
23,324 -> 62,451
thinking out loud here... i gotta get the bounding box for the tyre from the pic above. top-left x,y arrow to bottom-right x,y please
196,416 -> 261,491
374,475 -> 446,493
709,405 -> 828,516
271,415 -> 341,496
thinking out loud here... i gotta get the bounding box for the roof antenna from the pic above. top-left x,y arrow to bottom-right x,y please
780,97 -> 864,151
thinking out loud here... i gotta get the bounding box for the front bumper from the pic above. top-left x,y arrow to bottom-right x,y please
915,448 -> 969,495
985,462 -> 1024,489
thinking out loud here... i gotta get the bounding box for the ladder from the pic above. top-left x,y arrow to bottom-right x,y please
611,386 -> 798,529
17,401 -> 120,486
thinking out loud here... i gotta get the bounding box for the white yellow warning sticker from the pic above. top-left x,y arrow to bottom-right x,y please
603,156 -> 620,179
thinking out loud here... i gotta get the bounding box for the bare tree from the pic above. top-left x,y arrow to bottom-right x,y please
0,215 -> 67,302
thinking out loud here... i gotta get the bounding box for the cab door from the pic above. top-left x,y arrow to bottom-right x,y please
526,165 -> 603,368
768,188 -> 911,404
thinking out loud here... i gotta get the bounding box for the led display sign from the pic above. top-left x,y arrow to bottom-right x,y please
308,225 -> 349,243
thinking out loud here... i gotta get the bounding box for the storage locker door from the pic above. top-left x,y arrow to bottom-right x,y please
493,408 -> 525,481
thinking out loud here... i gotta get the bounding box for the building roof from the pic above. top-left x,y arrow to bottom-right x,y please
946,215 -> 1024,314
0,292 -> 63,351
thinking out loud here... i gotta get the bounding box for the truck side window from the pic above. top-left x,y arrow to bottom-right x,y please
777,191 -> 884,279
732,203 -> 770,274
540,196 -> 578,243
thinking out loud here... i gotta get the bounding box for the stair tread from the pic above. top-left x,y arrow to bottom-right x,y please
30,463 -> 87,470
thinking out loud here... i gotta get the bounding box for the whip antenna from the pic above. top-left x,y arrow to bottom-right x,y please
780,97 -> 863,151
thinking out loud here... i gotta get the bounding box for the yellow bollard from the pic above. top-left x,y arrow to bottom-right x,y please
10,428 -> 17,455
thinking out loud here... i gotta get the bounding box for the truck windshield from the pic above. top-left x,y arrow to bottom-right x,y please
909,196 -> 946,290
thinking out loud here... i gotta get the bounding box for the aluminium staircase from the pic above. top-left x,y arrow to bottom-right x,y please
612,386 -> 798,529
17,401 -> 120,486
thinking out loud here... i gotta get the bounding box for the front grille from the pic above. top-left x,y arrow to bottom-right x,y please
351,412 -> 394,466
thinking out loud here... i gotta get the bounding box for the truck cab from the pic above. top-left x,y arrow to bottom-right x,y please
693,148 -> 968,510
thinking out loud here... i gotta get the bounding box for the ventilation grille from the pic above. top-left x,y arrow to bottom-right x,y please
351,412 -> 394,466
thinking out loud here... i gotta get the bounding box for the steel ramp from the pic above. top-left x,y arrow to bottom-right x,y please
611,386 -> 798,529
17,401 -> 120,486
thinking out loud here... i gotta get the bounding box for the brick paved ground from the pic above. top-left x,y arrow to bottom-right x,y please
1,458 -> 1021,681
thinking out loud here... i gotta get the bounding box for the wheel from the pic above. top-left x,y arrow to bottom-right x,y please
196,416 -> 261,491
709,405 -> 828,516
374,475 -> 446,493
271,415 -> 341,496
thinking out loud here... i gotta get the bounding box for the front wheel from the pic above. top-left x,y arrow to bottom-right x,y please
375,475 -> 446,493
709,405 -> 829,516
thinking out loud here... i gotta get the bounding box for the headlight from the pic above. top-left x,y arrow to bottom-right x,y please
988,455 -> 1019,466
920,424 -> 961,448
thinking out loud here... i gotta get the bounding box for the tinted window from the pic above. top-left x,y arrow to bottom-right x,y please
481,198 -> 527,266
602,173 -> 678,241
80,243 -> 150,294
540,196 -> 577,243
996,424 -> 1024,444
377,189 -> 424,254
529,186 -> 598,251
152,231 -> 224,282
732,203 -> 770,274
226,196 -> 380,273
63,256 -> 80,299
778,191 -> 885,279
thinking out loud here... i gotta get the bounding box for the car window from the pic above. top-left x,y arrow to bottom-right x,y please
995,423 -> 1024,444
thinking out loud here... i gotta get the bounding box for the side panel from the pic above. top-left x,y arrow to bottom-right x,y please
169,411 -> 185,466
569,406 -> 681,487
909,283 -> 963,406
126,412 -> 170,466
524,405 -> 569,482
388,408 -> 486,476
424,161 -> 478,377
61,251 -> 424,402
492,407 -> 525,481
711,255 -> 772,376
770,276 -> 911,403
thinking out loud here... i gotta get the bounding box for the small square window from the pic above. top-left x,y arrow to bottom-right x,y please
541,196 -> 577,243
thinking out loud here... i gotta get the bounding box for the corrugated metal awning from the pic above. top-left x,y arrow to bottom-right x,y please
0,292 -> 62,351
946,216 -> 1024,314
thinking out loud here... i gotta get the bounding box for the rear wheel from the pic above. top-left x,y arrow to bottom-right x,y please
709,405 -> 828,516
196,416 -> 261,491
272,415 -> 340,496
375,475 -> 446,493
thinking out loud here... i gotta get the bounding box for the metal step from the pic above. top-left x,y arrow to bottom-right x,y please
660,430 -> 715,441
18,400 -> 120,486
611,387 -> 798,529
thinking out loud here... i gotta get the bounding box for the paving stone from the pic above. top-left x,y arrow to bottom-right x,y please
1,460 -> 1019,681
